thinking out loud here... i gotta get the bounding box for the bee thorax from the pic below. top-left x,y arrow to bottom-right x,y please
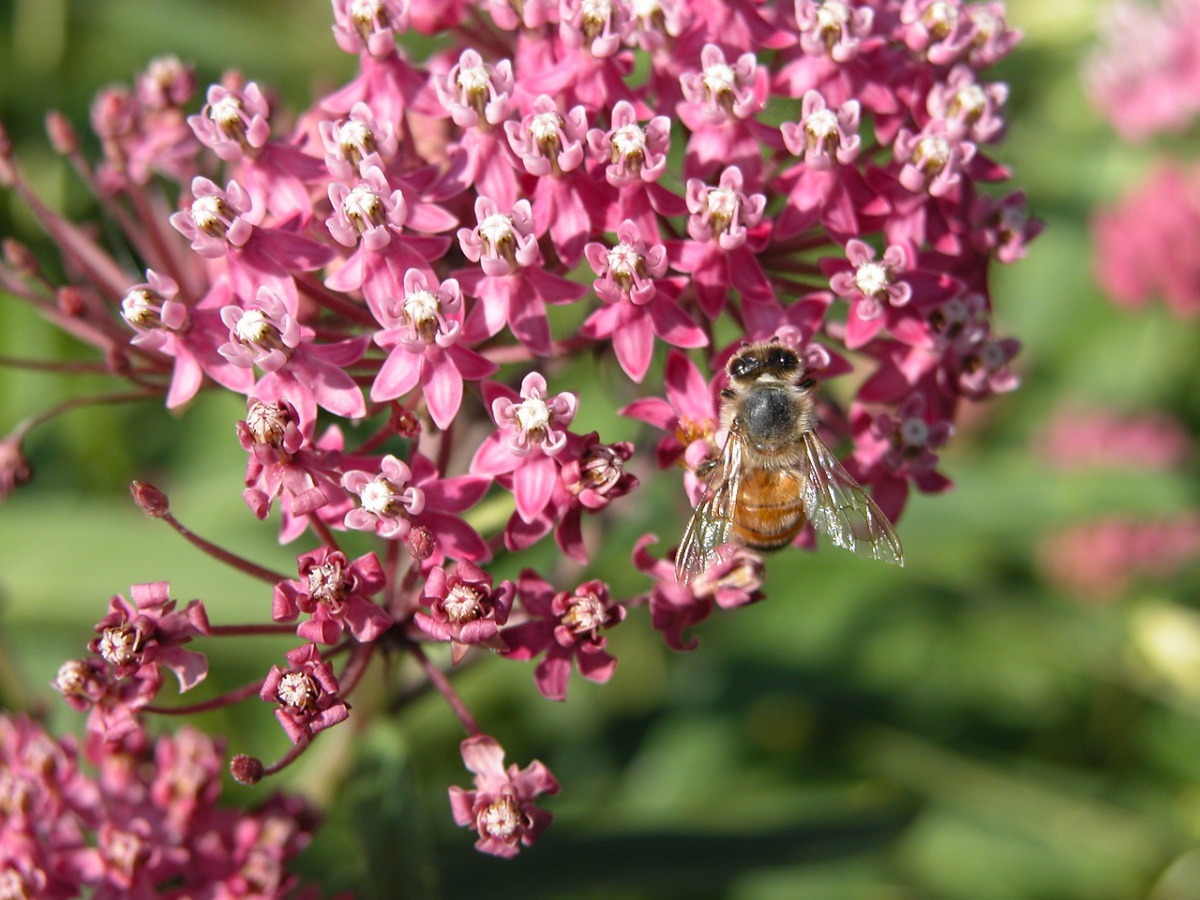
738,387 -> 801,447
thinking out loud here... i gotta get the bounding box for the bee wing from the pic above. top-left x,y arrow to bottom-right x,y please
675,430 -> 745,586
799,432 -> 904,566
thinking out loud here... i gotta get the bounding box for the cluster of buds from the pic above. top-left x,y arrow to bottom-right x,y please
0,0 -> 1032,872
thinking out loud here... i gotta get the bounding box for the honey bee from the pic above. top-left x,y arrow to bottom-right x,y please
676,340 -> 903,585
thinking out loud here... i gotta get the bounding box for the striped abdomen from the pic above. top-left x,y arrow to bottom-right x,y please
731,468 -> 807,551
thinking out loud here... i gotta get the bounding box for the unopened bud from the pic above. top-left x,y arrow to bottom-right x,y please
230,754 -> 264,785
406,525 -> 436,561
130,480 -> 170,517
45,111 -> 78,155
2,239 -> 39,277
58,286 -> 85,317
391,405 -> 421,439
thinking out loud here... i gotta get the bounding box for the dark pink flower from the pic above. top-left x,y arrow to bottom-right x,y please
260,644 -> 350,744
319,101 -> 399,181
415,561 -> 515,660
187,82 -> 271,161
342,454 -> 427,540
273,548 -> 392,644
1037,407 -> 1193,472
332,0 -> 410,55
448,734 -> 558,858
620,347 -> 721,473
587,100 -> 671,188
89,582 -> 211,692
434,49 -> 516,130
501,572 -> 625,701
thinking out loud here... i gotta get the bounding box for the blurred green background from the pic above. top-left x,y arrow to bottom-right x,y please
3,1 -> 1200,898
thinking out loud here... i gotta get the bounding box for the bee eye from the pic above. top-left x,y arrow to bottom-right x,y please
730,356 -> 758,379
767,348 -> 798,370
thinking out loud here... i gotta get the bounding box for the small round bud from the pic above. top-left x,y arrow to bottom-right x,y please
230,754 -> 264,785
45,111 -> 79,155
391,405 -> 421,439
406,525 -> 436,561
2,239 -> 39,277
58,286 -> 85,317
130,481 -> 170,517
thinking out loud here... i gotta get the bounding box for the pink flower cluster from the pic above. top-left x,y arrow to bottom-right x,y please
1093,162 -> 1200,318
0,714 -> 316,898
1086,0 -> 1200,142
0,0 -> 1033,862
1037,406 -> 1193,472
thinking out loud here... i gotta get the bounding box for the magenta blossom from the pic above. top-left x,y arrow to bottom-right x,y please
260,644 -> 350,744
370,269 -> 498,429
500,572 -> 626,701
273,548 -> 392,644
449,734 -> 559,858
471,372 -> 578,522
342,454 -> 427,540
89,582 -> 211,692
415,561 -> 515,662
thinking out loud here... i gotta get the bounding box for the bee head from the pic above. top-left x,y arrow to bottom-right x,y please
727,341 -> 803,383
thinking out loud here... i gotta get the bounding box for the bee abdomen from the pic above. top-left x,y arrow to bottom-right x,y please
733,471 -> 807,551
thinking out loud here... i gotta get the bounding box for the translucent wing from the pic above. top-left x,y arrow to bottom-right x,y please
800,432 -> 904,566
675,430 -> 744,586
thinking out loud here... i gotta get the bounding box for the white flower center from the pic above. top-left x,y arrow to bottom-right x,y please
99,627 -> 138,666
702,63 -> 736,96
54,661 -> 88,696
805,108 -> 839,141
582,0 -> 613,26
482,796 -> 521,841
855,261 -> 890,298
360,478 -> 397,516
530,111 -> 561,143
915,135 -> 950,173
277,672 -> 316,708
121,289 -> 160,327
444,584 -> 483,623
564,593 -> 607,633
607,243 -> 641,283
404,289 -> 440,326
479,212 -> 516,252
817,1 -> 851,31
900,418 -> 930,447
235,309 -> 275,345
513,396 -> 552,437
457,62 -> 490,95
706,187 -> 738,219
952,84 -> 987,121
343,184 -> 385,229
611,123 -> 647,160
246,402 -> 289,445
925,1 -> 958,34
191,194 -> 229,236
210,95 -> 244,129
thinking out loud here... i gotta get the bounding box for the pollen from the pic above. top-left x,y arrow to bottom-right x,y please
854,261 -> 891,298
899,417 -> 930,447
209,94 -> 244,130
529,111 -> 564,158
246,401 -> 291,446
277,672 -> 316,708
